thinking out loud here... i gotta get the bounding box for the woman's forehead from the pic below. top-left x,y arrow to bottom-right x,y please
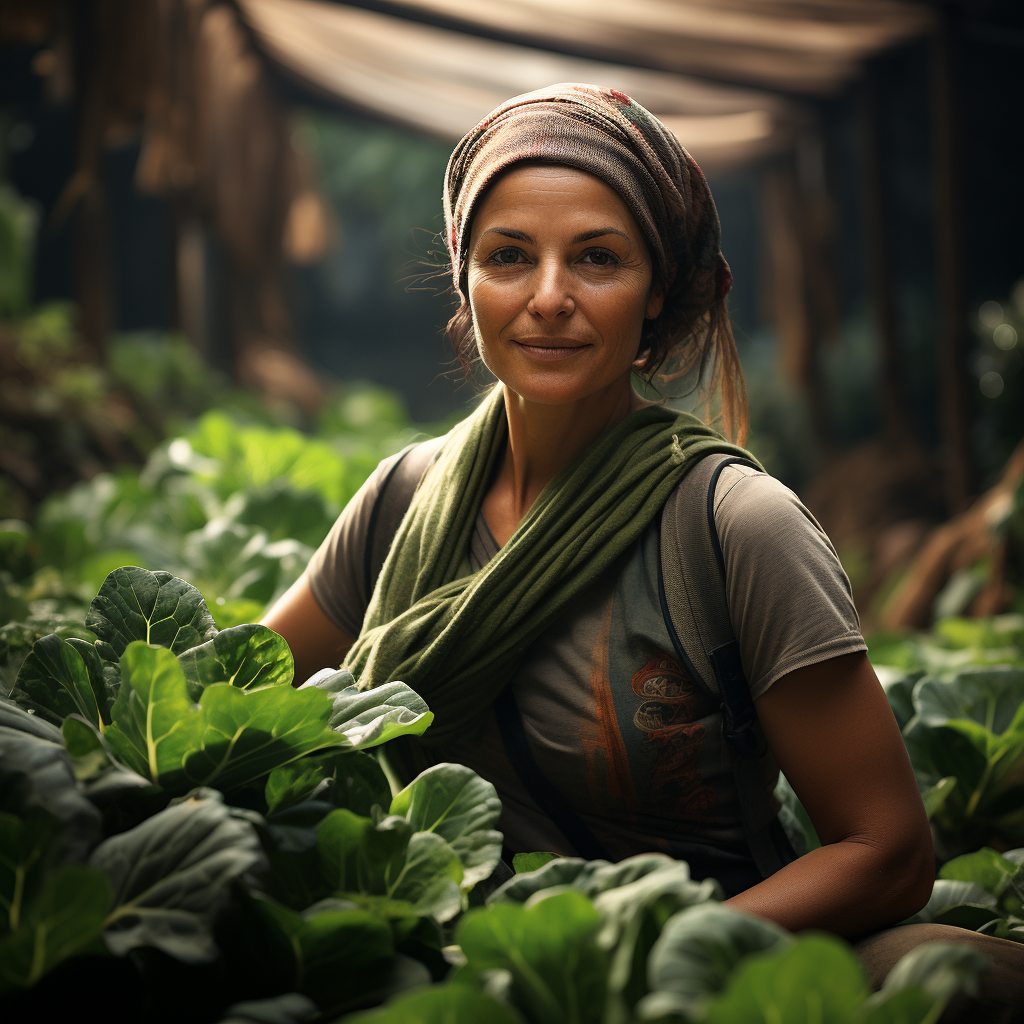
470,165 -> 639,236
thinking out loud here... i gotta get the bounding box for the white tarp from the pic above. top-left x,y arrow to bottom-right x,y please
239,0 -> 805,168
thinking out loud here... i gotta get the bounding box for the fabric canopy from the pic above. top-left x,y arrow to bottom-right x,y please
239,0 -> 806,168
353,0 -> 935,95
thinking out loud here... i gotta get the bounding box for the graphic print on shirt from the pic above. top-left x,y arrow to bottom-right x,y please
579,601 -> 638,816
630,655 -> 717,819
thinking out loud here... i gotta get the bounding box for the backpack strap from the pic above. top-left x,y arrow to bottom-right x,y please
658,454 -> 796,879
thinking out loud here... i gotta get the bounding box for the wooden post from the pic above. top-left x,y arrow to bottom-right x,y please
861,71 -> 911,439
931,16 -> 975,512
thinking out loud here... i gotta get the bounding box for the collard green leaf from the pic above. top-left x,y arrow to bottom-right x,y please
345,984 -> 526,1024
317,808 -> 412,896
513,852 -> 557,874
922,776 -> 957,819
0,694 -> 65,743
10,633 -> 102,728
490,852 -> 690,906
702,934 -> 866,1024
104,642 -> 199,781
249,894 -> 395,1013
456,890 -> 607,1024
183,682 -> 344,791
178,624 -> 294,700
105,642 -> 344,792
939,846 -> 1024,914
390,763 -> 502,889
0,708 -> 101,864
265,749 -> 391,816
217,993 -> 318,1024
0,864 -> 112,993
66,637 -> 118,722
638,903 -> 790,1021
901,878 -> 998,928
307,673 -> 433,748
89,795 -> 264,961
387,832 -> 464,922
86,566 -> 217,656
912,667 -> 1024,735
254,801 -> 336,910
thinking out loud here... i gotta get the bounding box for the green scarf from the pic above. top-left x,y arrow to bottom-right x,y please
343,386 -> 749,744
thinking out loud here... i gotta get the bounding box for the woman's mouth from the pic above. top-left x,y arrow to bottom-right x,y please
513,339 -> 591,361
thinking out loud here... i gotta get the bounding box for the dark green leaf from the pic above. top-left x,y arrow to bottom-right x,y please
66,637 -> 118,724
913,667 -> 1024,735
345,984 -> 525,1023
387,832 -> 464,922
217,993 -> 318,1024
703,934 -> 866,1024
178,624 -> 294,700
0,864 -> 111,993
265,749 -> 390,816
10,634 -> 101,728
513,852 -> 557,874
307,673 -> 433,748
639,903 -> 790,1020
89,794 -> 264,961
456,891 -> 607,1024
86,566 -> 217,656
104,642 -> 344,792
250,894 -> 395,1013
390,763 -> 502,889
317,808 -> 412,896
254,802 -> 336,910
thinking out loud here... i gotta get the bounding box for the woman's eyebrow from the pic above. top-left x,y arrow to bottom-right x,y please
481,227 -> 630,243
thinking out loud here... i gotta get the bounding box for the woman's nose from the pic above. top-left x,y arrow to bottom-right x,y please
526,260 -> 574,320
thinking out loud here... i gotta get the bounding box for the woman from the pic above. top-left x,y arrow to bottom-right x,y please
263,84 -> 1021,1004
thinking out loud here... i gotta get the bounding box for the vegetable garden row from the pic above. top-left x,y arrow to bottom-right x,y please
2,376 -> 1024,1023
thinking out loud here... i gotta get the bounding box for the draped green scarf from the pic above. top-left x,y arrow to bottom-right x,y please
342,386 -> 749,744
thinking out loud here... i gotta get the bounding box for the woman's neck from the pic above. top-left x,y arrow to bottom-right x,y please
482,374 -> 652,545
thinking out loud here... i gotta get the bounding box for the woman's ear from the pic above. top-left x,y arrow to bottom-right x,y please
645,282 -> 665,320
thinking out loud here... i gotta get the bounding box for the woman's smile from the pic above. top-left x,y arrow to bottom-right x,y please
513,337 -> 592,360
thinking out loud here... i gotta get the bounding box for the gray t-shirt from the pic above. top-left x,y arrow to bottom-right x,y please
306,456 -> 866,861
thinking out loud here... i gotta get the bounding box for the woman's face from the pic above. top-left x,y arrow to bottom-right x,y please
466,164 -> 663,407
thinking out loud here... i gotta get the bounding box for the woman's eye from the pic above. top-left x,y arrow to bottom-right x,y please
491,247 -> 523,265
581,249 -> 616,266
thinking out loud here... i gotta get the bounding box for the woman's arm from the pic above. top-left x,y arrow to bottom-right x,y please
726,650 -> 934,938
261,573 -> 356,686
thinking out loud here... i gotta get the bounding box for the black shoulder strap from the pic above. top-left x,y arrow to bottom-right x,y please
659,454 -> 797,879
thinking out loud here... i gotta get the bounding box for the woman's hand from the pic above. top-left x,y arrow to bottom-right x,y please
726,650 -> 934,938
261,573 -> 356,686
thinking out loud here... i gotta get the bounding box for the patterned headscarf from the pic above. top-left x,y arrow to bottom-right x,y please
443,82 -> 732,334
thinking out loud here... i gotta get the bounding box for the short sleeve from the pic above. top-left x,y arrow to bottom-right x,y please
304,450 -> 406,638
714,464 -> 867,700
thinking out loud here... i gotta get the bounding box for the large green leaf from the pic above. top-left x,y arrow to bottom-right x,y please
307,671 -> 433,748
940,846 -> 1024,914
0,864 -> 112,993
901,878 -> 999,930
104,642 -> 344,792
178,624 -> 294,700
912,667 -> 1024,735
265,749 -> 391,816
593,863 -> 723,1024
345,984 -> 526,1023
386,832 -> 464,922
249,894 -> 396,1013
317,808 -> 412,896
702,934 -> 866,1024
390,763 -> 503,889
254,802 -> 336,910
86,566 -> 217,656
10,634 -> 103,729
456,890 -> 607,1024
89,794 -> 263,961
638,903 -> 790,1021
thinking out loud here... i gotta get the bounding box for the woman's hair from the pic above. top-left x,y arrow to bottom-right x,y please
441,83 -> 748,444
